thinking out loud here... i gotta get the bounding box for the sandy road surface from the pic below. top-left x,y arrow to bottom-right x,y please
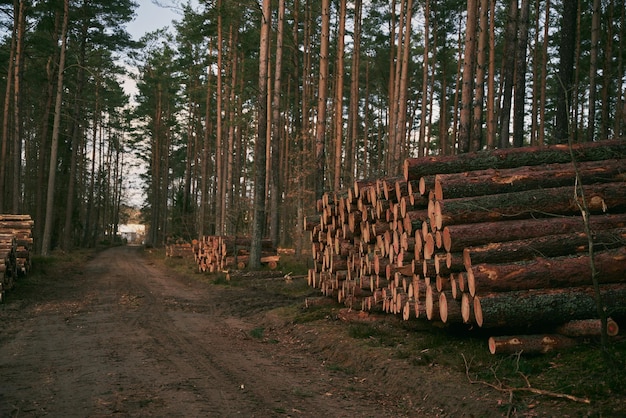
0,246 -> 406,417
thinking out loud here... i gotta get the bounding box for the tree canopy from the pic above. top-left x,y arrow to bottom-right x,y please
0,0 -> 624,255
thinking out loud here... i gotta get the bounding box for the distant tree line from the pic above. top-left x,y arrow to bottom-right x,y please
0,0 -> 623,259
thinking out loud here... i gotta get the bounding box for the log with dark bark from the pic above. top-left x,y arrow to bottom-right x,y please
472,283 -> 626,328
419,159 -> 626,200
435,182 -> 626,226
488,334 -> 577,355
555,318 -> 619,337
444,213 -> 626,252
403,138 -> 626,181
467,246 -> 626,296
462,227 -> 626,267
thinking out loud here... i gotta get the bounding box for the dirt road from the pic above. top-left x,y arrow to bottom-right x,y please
0,246 -> 413,417
1,246 -> 612,417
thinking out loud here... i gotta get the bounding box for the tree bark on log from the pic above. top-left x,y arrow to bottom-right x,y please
488,334 -> 577,355
463,227 -> 626,267
444,213 -> 626,252
555,318 -> 619,337
436,182 -> 626,226
467,246 -> 626,296
418,159 -> 626,200
403,138 -> 626,181
473,283 -> 626,328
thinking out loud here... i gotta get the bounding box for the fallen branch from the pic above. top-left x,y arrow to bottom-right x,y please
461,354 -> 591,405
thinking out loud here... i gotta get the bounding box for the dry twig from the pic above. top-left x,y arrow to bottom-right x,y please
461,354 -> 591,406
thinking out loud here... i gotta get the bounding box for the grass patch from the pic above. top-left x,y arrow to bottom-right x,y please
275,253 -> 310,276
348,322 -> 405,347
325,362 -> 354,374
293,305 -> 335,324
155,245 -> 626,413
249,327 -> 265,339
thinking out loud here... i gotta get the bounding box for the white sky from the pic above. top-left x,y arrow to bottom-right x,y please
126,0 -> 182,41
120,1 -> 198,209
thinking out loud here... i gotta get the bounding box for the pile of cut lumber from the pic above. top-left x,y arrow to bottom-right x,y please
165,240 -> 195,258
305,139 -> 626,350
0,214 -> 34,301
193,235 -> 280,272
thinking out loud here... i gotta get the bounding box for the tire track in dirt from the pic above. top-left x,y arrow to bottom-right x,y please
81,247 -> 269,416
0,246 -> 417,417
83,246 -> 404,417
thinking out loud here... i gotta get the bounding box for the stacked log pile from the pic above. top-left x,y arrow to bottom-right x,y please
0,214 -> 34,301
193,236 -> 280,272
304,139 -> 626,350
165,240 -> 195,258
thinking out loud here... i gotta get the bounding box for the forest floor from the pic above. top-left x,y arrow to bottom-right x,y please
0,245 -> 624,417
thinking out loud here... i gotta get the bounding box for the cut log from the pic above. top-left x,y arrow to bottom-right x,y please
467,246 -> 626,296
444,213 -> 626,252
418,159 -> 626,200
472,283 -> 626,328
435,182 -> 626,226
463,227 -> 626,267
304,296 -> 337,308
555,318 -> 619,337
439,291 -> 463,324
403,138 -> 626,181
488,334 -> 577,355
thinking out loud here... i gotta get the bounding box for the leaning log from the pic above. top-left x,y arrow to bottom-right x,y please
403,138 -> 626,181
472,283 -> 626,328
488,334 -> 577,355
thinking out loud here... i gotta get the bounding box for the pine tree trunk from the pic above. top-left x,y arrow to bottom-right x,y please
498,0 -> 517,148
0,8 -> 16,212
458,0 -> 478,153
215,0 -> 224,235
486,0 -> 496,149
512,0 -> 530,147
333,0 -> 346,191
471,0 -> 488,151
250,0 -> 271,269
315,0 -> 330,199
419,0 -> 430,157
539,0 -> 550,146
270,0 -> 285,246
11,0 -> 25,213
587,0 -> 601,142
555,0 -> 578,142
41,0 -> 69,256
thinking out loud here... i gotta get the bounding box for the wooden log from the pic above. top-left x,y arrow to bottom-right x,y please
0,214 -> 33,221
463,227 -> 626,267
0,221 -> 35,230
445,213 -> 626,252
403,138 -> 626,181
304,296 -> 337,308
439,291 -> 463,324
435,182 -> 626,226
555,318 -> 619,337
467,246 -> 626,296
425,284 -> 440,321
488,334 -> 577,355
419,159 -> 626,200
473,283 -> 626,328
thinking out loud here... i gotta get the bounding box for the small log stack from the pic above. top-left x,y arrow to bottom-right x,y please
165,240 -> 195,258
0,214 -> 35,301
304,139 -> 626,351
193,235 -> 280,272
